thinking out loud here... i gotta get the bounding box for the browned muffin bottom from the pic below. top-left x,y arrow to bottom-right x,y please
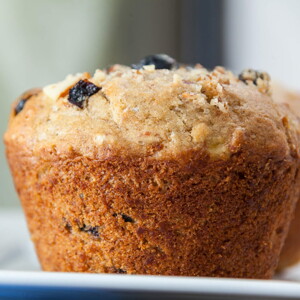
278,206 -> 300,270
272,84 -> 300,270
4,56 -> 300,278
7,145 -> 300,278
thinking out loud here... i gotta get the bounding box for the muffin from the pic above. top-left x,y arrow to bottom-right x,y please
272,83 -> 300,270
4,55 -> 300,278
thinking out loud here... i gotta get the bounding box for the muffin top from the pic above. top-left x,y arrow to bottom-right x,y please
4,55 -> 300,160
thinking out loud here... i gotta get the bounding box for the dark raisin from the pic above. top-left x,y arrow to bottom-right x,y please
132,54 -> 177,70
68,80 -> 101,108
15,99 -> 28,115
121,214 -> 134,223
14,88 -> 41,115
109,267 -> 127,274
65,223 -> 72,232
80,225 -> 100,237
237,172 -> 246,180
62,217 -> 72,232
276,227 -> 284,234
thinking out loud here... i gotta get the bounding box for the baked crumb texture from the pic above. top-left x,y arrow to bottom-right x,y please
5,65 -> 278,159
4,61 -> 300,278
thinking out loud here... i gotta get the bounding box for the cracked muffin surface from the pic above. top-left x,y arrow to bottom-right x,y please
6,63 -> 297,160
4,58 -> 300,278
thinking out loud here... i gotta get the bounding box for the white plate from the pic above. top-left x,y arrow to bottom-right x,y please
1,208 -> 300,299
1,271 -> 300,300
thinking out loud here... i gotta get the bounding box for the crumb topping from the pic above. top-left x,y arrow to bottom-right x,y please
6,57 -> 297,160
238,69 -> 271,94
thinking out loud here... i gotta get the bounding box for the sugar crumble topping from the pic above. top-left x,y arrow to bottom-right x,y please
17,55 -> 277,159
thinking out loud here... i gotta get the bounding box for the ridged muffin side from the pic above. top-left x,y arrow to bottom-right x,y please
272,84 -> 300,270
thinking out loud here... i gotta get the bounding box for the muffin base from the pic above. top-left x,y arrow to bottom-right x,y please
6,144 -> 300,279
278,201 -> 300,270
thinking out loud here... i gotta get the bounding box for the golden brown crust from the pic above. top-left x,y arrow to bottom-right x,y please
4,66 -> 300,278
5,135 -> 300,278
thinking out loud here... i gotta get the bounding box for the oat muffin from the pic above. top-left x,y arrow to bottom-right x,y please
272,83 -> 300,270
4,55 -> 300,278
